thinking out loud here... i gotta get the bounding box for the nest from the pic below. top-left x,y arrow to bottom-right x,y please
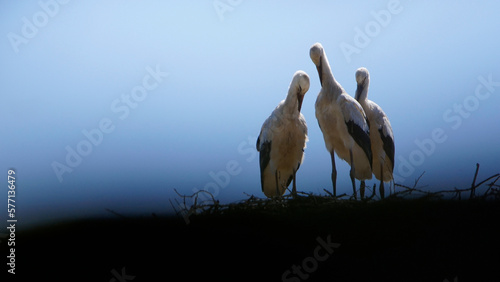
170,163 -> 500,223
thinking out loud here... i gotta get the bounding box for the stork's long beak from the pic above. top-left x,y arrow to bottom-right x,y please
355,83 -> 364,100
317,58 -> 323,86
297,94 -> 304,112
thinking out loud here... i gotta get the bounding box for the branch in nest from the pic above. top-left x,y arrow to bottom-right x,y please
168,164 -> 500,222
393,165 -> 500,200
105,208 -> 128,219
470,163 -> 480,198
169,189 -> 219,224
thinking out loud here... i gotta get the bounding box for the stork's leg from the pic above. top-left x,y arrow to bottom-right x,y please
349,149 -> 357,200
379,165 -> 385,199
360,180 -> 366,200
292,168 -> 297,197
275,170 -> 280,197
330,150 -> 337,197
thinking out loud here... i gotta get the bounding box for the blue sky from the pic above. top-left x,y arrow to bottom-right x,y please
1,1 -> 500,228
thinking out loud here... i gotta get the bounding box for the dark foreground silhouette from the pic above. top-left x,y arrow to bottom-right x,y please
4,197 -> 500,281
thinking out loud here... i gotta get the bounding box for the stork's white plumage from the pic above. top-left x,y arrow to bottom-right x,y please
355,67 -> 395,198
310,43 -> 372,199
256,71 -> 310,197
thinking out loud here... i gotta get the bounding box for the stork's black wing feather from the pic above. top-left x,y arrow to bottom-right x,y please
346,120 -> 373,169
379,128 -> 395,170
259,140 -> 272,192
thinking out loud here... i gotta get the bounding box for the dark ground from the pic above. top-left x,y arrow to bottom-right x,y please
2,197 -> 500,281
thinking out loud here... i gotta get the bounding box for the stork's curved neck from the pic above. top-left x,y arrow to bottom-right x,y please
283,86 -> 301,116
355,80 -> 369,102
319,53 -> 344,96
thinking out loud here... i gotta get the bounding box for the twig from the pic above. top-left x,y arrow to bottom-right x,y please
472,173 -> 500,190
323,189 -> 333,196
105,208 -> 128,219
414,171 -> 426,189
470,163 -> 480,198
367,184 -> 377,200
394,183 -> 413,190
481,175 -> 500,200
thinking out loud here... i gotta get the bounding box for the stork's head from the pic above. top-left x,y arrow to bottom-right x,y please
355,67 -> 370,86
355,67 -> 370,101
291,70 -> 310,112
309,43 -> 324,86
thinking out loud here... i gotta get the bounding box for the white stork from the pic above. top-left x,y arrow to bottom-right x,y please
355,67 -> 395,198
309,43 -> 372,199
256,71 -> 310,197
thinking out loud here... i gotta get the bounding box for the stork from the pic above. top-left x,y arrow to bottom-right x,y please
309,43 -> 372,199
256,71 -> 310,197
355,67 -> 395,198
